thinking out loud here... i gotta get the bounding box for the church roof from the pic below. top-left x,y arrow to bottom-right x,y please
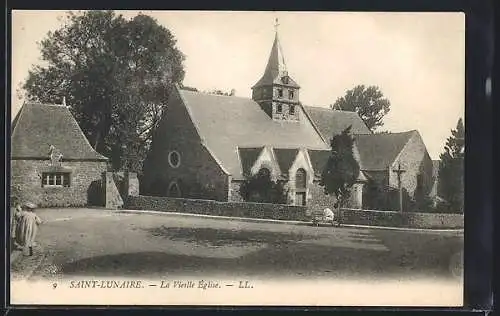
304,106 -> 372,141
252,32 -> 300,89
354,131 -> 417,171
308,149 -> 330,177
177,87 -> 328,179
273,148 -> 299,174
238,147 -> 264,176
11,103 -> 108,161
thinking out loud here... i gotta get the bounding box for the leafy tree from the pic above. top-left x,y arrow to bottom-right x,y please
239,169 -> 287,204
22,11 -> 185,173
331,85 -> 391,132
320,125 -> 360,209
438,118 -> 465,213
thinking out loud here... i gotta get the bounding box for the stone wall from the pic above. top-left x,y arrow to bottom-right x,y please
389,131 -> 434,198
10,159 -> 107,207
127,195 -> 308,221
340,208 -> 464,229
229,181 -> 245,202
142,89 -> 229,201
126,195 -> 463,228
308,180 -> 337,211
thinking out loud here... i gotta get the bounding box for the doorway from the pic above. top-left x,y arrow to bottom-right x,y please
295,192 -> 306,206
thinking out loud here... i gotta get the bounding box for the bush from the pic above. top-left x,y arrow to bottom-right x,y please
239,170 -> 288,204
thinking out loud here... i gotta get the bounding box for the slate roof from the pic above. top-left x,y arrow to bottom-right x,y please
273,148 -> 299,174
304,106 -> 372,141
238,147 -> 264,176
307,149 -> 331,177
11,103 -> 108,161
177,87 -> 328,179
354,131 -> 416,170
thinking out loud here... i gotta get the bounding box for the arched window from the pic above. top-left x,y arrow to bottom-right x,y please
168,181 -> 181,197
295,168 -> 307,189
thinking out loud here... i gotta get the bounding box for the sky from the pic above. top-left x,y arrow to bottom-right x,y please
11,10 -> 465,159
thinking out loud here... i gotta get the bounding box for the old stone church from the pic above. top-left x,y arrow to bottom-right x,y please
143,27 -> 434,210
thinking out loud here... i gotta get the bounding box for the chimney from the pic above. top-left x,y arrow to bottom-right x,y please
62,96 -> 67,106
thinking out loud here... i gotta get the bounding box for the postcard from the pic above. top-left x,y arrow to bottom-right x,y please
10,10 -> 465,306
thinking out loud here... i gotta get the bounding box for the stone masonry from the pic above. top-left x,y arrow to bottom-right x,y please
11,159 -> 107,207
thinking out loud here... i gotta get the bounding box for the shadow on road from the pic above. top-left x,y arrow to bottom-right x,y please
146,225 -> 311,247
59,241 -> 455,280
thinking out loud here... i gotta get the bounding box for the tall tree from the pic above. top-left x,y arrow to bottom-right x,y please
320,125 -> 360,209
438,118 -> 465,213
331,85 -> 391,132
22,11 -> 185,173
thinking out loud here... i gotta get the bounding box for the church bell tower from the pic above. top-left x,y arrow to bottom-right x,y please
252,19 -> 300,121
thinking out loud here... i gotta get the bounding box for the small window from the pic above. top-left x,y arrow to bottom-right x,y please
282,76 -> 289,84
276,104 -> 283,113
42,172 -> 70,188
290,105 -> 295,115
288,90 -> 294,99
168,150 -> 181,168
168,181 -> 182,197
277,89 -> 283,98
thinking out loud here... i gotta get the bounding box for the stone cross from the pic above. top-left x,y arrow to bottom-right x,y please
392,163 -> 406,213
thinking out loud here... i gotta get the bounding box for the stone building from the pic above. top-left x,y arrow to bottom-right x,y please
143,27 -> 433,211
11,102 -> 109,207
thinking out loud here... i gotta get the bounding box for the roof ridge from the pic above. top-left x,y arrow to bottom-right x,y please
179,88 -> 247,100
357,130 -> 417,137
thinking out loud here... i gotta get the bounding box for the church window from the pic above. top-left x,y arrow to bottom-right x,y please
288,90 -> 294,99
277,89 -> 283,98
295,168 -> 307,189
290,105 -> 295,115
168,181 -> 181,197
276,104 -> 283,113
168,150 -> 181,168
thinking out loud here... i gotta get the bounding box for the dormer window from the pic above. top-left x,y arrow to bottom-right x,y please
277,104 -> 283,113
277,89 -> 283,98
288,90 -> 294,99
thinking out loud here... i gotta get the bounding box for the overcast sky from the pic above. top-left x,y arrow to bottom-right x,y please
11,10 -> 465,159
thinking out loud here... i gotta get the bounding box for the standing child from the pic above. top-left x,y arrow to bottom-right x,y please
16,202 -> 43,256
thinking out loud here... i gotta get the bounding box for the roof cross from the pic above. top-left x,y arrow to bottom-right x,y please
274,18 -> 280,32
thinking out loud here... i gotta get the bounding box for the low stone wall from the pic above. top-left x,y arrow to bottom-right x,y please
127,195 -> 308,221
126,195 -> 463,228
340,208 -> 464,229
404,212 -> 464,229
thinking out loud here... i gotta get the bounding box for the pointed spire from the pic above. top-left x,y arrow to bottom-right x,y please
265,18 -> 287,77
252,18 -> 290,88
